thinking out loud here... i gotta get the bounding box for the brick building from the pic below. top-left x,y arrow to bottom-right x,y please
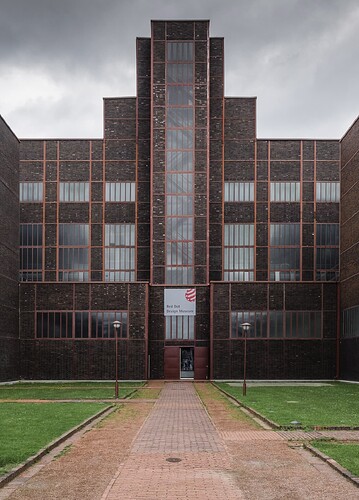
1,20 -> 358,381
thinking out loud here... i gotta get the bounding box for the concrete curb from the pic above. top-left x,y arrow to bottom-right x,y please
304,444 -> 359,487
0,404 -> 116,489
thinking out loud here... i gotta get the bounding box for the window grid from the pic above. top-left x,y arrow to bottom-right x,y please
20,182 -> 43,202
20,223 -> 43,282
270,182 -> 300,202
342,306 -> 359,338
36,311 -> 128,339
270,223 -> 300,282
165,315 -> 195,340
104,224 -> 135,282
316,223 -> 339,281
316,182 -> 340,202
224,224 -> 254,282
58,224 -> 89,282
105,182 -> 135,202
224,182 -> 254,202
59,182 -> 89,202
165,41 -> 195,285
231,311 -> 322,339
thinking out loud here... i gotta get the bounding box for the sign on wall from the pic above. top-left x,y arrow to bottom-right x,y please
164,288 -> 196,316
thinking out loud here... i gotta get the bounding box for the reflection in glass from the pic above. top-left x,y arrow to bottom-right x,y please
270,224 -> 300,246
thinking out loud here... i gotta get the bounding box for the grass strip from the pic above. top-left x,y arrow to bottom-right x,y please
0,382 -> 144,400
0,402 -> 108,475
216,382 -> 359,429
311,441 -> 359,477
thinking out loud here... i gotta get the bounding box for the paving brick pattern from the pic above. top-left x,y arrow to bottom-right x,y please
101,382 -> 244,499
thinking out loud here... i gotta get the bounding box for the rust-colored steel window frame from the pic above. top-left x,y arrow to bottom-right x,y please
105,182 -> 136,202
58,223 -> 90,282
223,223 -> 255,282
315,223 -> 339,281
59,182 -> 89,202
36,310 -> 128,339
342,306 -> 359,338
104,223 -> 136,282
20,182 -> 43,202
269,223 -> 300,282
20,223 -> 43,282
165,315 -> 195,340
231,310 -> 322,339
164,41 -> 195,285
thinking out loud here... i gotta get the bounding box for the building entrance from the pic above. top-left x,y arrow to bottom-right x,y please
180,347 -> 194,379
163,346 -> 209,380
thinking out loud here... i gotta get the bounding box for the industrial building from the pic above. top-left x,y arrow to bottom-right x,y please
1,20 -> 359,381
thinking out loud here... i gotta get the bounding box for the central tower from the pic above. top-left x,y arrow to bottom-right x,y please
150,21 -> 210,286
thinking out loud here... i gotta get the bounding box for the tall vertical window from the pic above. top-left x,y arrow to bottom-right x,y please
316,223 -> 339,281
20,182 -> 43,202
104,224 -> 135,281
59,182 -> 89,202
58,224 -> 89,281
316,182 -> 340,202
165,41 -> 194,285
342,306 -> 359,338
224,224 -> 254,281
270,223 -> 300,281
20,224 -> 43,281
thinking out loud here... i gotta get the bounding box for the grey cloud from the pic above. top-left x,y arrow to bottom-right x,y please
1,0 -> 359,138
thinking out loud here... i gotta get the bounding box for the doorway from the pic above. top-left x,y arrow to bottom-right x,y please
180,347 -> 194,379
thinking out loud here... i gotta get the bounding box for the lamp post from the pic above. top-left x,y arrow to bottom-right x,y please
241,322 -> 251,396
112,320 -> 121,399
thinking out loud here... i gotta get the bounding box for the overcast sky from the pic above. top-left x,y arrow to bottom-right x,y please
1,0 -> 359,139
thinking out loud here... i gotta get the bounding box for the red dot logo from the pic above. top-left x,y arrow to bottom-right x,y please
185,288 -> 196,302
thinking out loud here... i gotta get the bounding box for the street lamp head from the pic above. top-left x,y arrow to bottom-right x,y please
240,322 -> 251,332
112,320 -> 121,329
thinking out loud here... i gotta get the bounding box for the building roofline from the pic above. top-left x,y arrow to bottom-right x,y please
0,115 -> 20,142
340,114 -> 359,142
151,19 -> 210,22
258,137 -> 340,141
19,137 -> 103,141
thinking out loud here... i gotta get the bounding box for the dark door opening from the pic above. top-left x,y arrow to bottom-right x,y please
180,347 -> 194,379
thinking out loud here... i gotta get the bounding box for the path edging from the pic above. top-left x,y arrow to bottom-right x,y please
0,404 -> 116,489
304,443 -> 359,487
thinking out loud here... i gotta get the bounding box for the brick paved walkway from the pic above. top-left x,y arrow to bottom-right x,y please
101,382 -> 243,499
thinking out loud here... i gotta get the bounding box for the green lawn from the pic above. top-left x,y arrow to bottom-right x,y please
0,402 -> 108,475
216,382 -> 359,429
312,441 -> 359,476
0,382 -> 144,400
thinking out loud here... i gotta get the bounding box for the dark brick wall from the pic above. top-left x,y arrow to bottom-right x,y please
211,282 -> 337,379
340,117 -> 359,380
19,282 -> 148,380
253,139 -> 339,280
0,117 -> 19,381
